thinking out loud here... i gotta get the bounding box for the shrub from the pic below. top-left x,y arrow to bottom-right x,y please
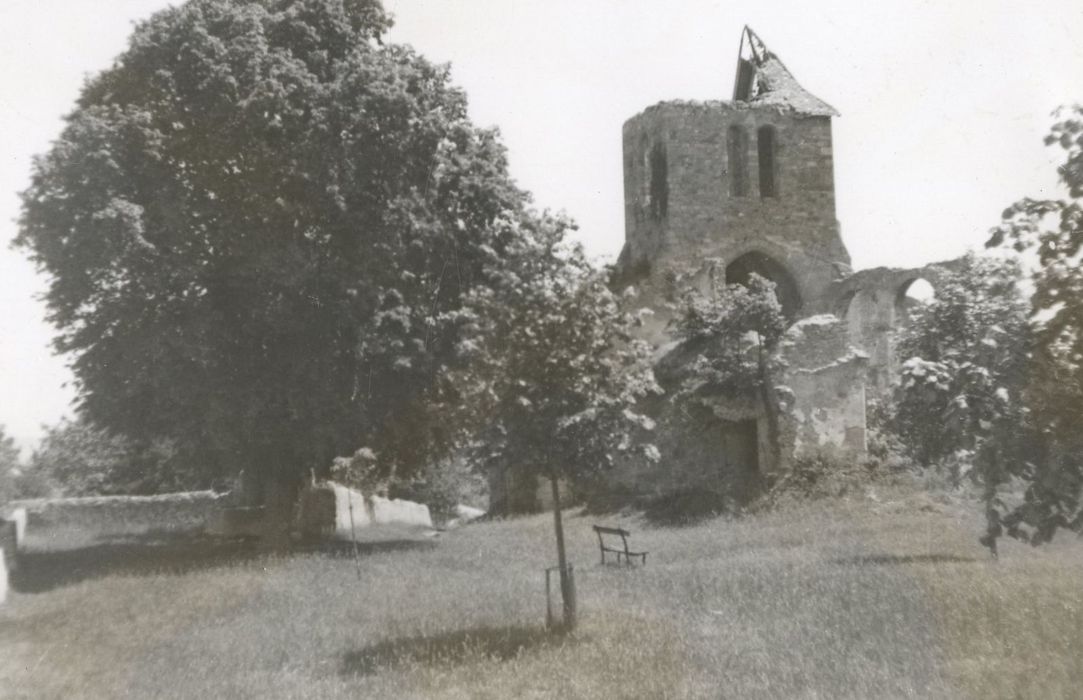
753,446 -> 893,512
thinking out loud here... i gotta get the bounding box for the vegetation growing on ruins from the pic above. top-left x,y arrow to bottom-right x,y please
670,273 -> 787,465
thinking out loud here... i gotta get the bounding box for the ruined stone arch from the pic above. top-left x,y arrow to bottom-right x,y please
725,250 -> 802,320
894,276 -> 936,325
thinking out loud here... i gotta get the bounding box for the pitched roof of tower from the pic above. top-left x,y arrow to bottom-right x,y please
732,26 -> 838,117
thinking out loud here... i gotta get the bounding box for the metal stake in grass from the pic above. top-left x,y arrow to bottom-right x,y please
548,471 -> 577,632
347,488 -> 362,580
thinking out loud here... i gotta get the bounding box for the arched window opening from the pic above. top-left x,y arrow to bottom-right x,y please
757,126 -> 777,198
727,125 -> 749,197
895,277 -> 936,324
635,133 -> 650,221
649,142 -> 668,220
725,251 -> 802,320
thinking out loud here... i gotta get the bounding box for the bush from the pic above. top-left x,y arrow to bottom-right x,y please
753,446 -> 895,512
641,487 -> 731,526
390,457 -> 488,522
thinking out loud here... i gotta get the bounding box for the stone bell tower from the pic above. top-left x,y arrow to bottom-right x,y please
617,26 -> 852,320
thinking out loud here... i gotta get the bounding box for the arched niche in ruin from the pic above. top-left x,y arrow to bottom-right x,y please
725,251 -> 803,320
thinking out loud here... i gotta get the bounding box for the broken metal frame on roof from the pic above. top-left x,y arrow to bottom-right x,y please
731,25 -> 838,117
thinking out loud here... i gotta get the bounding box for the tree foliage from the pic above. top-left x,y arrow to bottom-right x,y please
670,274 -> 787,397
28,419 -> 207,496
984,104 -> 1083,545
0,426 -> 28,503
444,214 -> 658,631
0,427 -> 56,503
887,254 -> 1037,553
450,214 -> 660,507
890,254 -> 1032,469
15,0 -> 529,499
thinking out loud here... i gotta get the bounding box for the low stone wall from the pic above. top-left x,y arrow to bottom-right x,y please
3,492 -> 231,537
0,549 -> 7,605
0,519 -> 16,572
1,484 -> 435,547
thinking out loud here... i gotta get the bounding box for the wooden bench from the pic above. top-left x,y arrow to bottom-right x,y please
592,525 -> 647,566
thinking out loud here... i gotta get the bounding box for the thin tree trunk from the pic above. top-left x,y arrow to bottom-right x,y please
549,471 -> 576,632
758,337 -> 782,475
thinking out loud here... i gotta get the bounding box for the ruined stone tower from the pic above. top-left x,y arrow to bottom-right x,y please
604,27 -> 870,502
491,27 -> 959,513
617,27 -> 852,323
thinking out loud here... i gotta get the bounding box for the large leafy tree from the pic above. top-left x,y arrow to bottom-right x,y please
450,213 -> 659,630
985,105 -> 1083,546
15,0 -> 527,525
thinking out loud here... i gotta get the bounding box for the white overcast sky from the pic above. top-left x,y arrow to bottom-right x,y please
1,0 -> 1081,454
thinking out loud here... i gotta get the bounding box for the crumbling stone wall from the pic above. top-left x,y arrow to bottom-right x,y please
776,315 -> 869,461
826,261 -> 960,392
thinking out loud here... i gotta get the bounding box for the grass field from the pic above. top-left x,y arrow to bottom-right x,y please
3,484 -> 1083,699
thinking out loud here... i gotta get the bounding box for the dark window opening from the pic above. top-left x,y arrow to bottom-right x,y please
725,251 -> 802,320
727,126 -> 749,197
649,142 -> 668,220
757,126 -> 777,198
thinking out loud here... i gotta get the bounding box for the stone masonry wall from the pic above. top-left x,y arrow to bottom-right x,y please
621,100 -> 851,315
826,261 -> 961,394
3,491 -> 230,538
778,315 -> 869,459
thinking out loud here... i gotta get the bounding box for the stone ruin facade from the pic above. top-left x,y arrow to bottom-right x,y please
486,27 -> 958,513
601,27 -> 958,505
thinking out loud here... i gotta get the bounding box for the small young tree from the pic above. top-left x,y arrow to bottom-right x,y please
985,104 -> 1083,547
450,212 -> 659,631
